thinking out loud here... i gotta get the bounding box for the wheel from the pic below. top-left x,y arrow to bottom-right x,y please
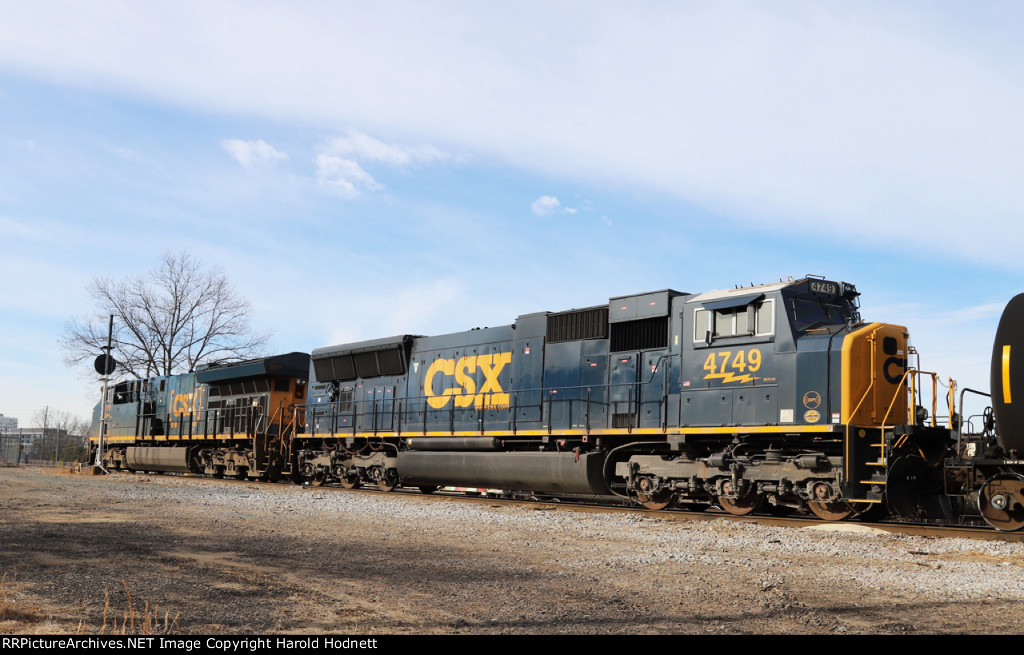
635,477 -> 671,510
418,485 -> 438,494
807,500 -> 854,521
339,474 -> 361,489
806,481 -> 852,521
718,480 -> 763,516
311,474 -> 325,487
375,469 -> 399,492
979,473 -> 1024,531
636,491 -> 672,510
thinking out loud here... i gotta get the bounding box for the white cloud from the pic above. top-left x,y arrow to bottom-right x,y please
2,2 -> 1024,264
531,195 -> 561,216
531,195 -> 577,217
222,139 -> 289,167
312,131 -> 451,199
325,131 -> 451,166
314,154 -> 382,198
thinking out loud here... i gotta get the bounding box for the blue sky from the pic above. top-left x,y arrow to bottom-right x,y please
1,1 -> 1022,427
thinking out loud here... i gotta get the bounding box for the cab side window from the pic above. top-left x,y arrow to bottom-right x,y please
694,300 -> 774,343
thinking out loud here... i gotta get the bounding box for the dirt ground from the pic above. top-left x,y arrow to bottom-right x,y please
2,465 -> 1024,635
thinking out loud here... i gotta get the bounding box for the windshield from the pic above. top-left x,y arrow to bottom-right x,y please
790,298 -> 853,331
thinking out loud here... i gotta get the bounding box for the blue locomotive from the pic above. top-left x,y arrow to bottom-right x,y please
90,275 -> 1024,529
299,275 -> 943,520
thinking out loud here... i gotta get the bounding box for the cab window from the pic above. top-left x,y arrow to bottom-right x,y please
790,298 -> 849,331
694,299 -> 774,342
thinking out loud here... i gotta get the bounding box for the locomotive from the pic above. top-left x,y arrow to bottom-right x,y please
87,275 -> 1024,531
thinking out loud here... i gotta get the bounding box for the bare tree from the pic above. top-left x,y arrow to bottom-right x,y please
62,252 -> 269,378
27,408 -> 90,462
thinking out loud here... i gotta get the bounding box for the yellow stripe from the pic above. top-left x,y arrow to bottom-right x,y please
1004,345 -> 1013,404
93,424 -> 838,444
310,425 -> 836,440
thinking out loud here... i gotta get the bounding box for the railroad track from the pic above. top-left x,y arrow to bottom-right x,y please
118,468 -> 1024,543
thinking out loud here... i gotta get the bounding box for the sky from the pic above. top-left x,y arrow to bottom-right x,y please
1,0 -> 1022,428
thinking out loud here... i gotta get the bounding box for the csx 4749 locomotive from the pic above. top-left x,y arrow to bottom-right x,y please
90,275 -> 1024,529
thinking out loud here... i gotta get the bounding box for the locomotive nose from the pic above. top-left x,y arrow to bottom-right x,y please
991,293 -> 1024,452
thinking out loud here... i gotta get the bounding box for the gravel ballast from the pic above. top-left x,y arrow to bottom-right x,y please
2,466 -> 1024,635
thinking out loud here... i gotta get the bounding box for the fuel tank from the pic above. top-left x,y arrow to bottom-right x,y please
396,451 -> 611,495
125,446 -> 192,473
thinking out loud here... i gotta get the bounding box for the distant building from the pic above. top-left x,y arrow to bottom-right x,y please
13,427 -> 68,447
0,414 -> 17,434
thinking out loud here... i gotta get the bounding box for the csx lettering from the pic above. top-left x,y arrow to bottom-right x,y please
425,353 -> 512,409
883,357 -> 907,385
171,392 -> 193,416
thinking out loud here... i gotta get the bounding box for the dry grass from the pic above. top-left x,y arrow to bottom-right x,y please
1,570 -> 180,635
0,569 -> 43,624
100,578 -> 180,635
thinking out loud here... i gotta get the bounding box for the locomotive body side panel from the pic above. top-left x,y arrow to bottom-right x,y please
681,285 -> 783,428
407,326 -> 516,434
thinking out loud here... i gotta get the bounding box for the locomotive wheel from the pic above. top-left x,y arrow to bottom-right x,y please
339,474 -> 361,489
807,500 -> 853,521
718,481 -> 763,516
376,471 -> 399,492
635,477 -> 671,510
311,474 -> 326,487
979,473 -> 1024,531
636,491 -> 672,511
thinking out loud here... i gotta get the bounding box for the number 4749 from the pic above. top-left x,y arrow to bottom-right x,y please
703,348 -> 762,375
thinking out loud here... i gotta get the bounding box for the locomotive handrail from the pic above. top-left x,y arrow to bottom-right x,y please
301,376 -> 668,439
848,379 -> 876,426
112,375 -> 668,442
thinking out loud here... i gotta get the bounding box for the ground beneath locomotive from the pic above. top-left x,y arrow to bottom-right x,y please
2,467 -> 1024,635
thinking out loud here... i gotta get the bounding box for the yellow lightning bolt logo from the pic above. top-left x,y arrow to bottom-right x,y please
704,371 -> 757,384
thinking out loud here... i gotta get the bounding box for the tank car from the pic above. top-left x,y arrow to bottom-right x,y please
300,275 -> 951,520
933,293 -> 1024,530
